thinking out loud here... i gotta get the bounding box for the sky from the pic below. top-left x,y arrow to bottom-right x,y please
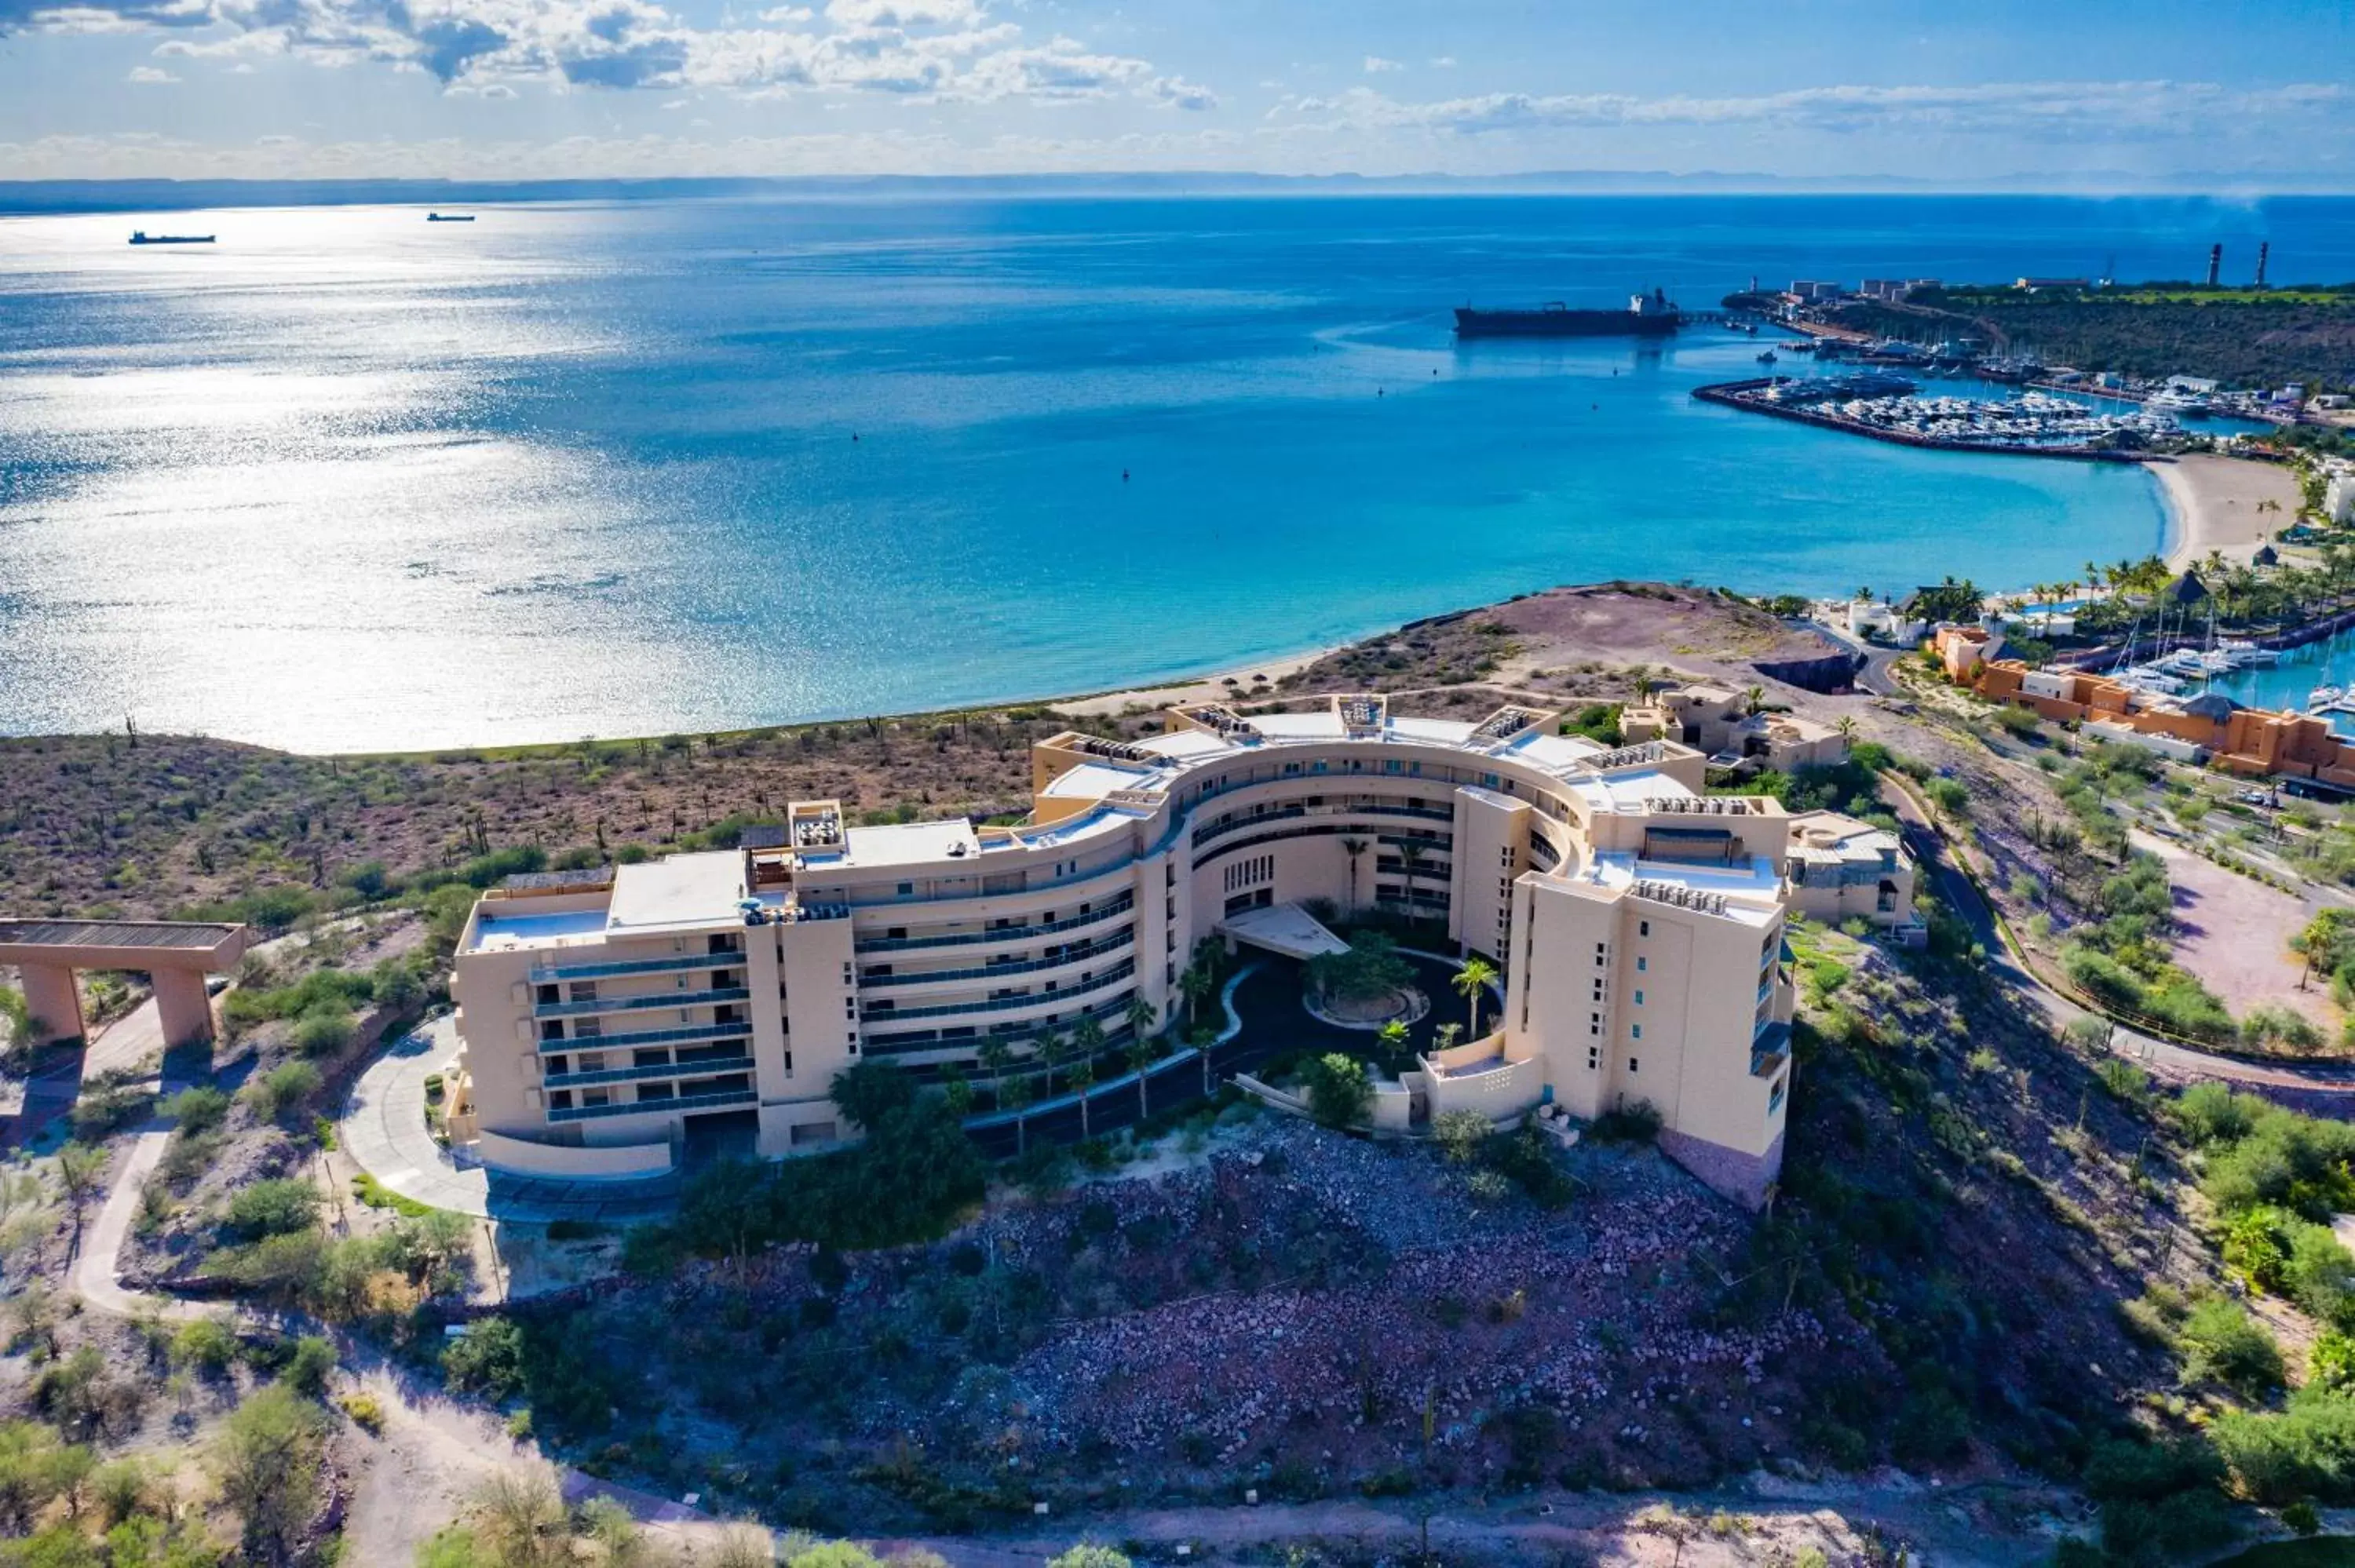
0,0 -> 2350,185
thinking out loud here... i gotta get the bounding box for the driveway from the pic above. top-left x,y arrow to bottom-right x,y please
340,1016 -> 490,1217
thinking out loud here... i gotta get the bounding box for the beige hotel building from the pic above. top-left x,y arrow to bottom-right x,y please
448,696 -> 1802,1205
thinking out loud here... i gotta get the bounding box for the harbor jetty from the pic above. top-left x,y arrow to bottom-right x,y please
1693,375 -> 2158,461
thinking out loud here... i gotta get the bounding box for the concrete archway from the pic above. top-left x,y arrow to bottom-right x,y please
0,920 -> 251,1049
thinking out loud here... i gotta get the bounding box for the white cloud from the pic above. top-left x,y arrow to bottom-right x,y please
1428,55 -> 1454,67
3,0 -> 1209,106
125,62 -> 177,79
1269,79 -> 2354,139
1361,54 -> 1400,73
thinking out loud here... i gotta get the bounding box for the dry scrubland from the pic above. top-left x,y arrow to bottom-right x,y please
10,583 -> 2355,1563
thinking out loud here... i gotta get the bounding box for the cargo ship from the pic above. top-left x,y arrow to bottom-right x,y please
426,213 -> 476,222
127,231 -> 214,246
1454,289 -> 1681,339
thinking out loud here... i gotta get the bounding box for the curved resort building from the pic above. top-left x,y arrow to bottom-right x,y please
447,696 -> 1803,1205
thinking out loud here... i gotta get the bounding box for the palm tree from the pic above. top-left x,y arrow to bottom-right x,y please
1126,1034 -> 1155,1121
1124,991 -> 1158,1046
1339,837 -> 1370,913
1743,684 -> 1765,717
1433,1022 -> 1462,1052
1835,715 -> 1859,747
1378,1018 -> 1411,1064
938,1069 -> 974,1119
1072,1015 -> 1108,1081
1632,668 -> 1657,704
1397,838 -> 1429,919
1855,585 -> 1875,604
1453,957 -> 1498,1039
977,1037 -> 1012,1110
1068,1056 -> 1095,1139
1191,1024 -> 1218,1096
1003,1072 -> 1035,1157
1177,961 -> 1216,1031
1035,1030 -> 1068,1097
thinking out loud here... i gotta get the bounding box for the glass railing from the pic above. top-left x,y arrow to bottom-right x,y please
544,1055 -> 754,1090
853,892 -> 1135,954
549,1087 -> 757,1123
860,960 -> 1135,1024
863,927 -> 1134,990
532,986 -> 750,1020
531,950 -> 740,983
537,1022 -> 750,1056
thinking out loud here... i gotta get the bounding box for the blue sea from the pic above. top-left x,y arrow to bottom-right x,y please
5,191 -> 2354,753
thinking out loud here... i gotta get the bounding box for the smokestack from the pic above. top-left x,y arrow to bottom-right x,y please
2256,242 -> 2270,289
2207,243 -> 2222,288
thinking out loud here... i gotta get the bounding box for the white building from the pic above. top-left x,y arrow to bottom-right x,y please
445,698 -> 1806,1205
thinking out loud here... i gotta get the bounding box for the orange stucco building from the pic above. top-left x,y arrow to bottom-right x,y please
1973,658 -> 2355,785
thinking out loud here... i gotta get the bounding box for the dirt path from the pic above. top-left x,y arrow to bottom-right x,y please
888,1473 -> 2081,1568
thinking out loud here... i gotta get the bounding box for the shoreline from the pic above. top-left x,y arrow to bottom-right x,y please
2149,452 -> 2303,571
1049,644 -> 1345,717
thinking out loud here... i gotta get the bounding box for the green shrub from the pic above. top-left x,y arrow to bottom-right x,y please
162,1086 -> 231,1135
2313,1331 -> 2355,1393
1432,1108 -> 1489,1164
225,1180 -> 321,1240
1590,1099 -> 1663,1143
441,1316 -> 527,1400
246,1062 -> 323,1122
2178,1297 -> 2285,1396
170,1317 -> 239,1376
1302,1053 -> 1373,1129
2244,1004 -> 2328,1053
284,1336 -> 336,1397
292,1007 -> 356,1056
2210,1389 -> 2355,1504
2175,1083 -> 2262,1145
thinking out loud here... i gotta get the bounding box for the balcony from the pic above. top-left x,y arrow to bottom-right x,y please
860,959 -> 1135,1024
863,927 -> 1134,990
544,1054 -> 755,1089
549,1087 -> 758,1123
1191,799 -> 1451,851
854,892 -> 1134,954
530,950 -> 739,984
536,1022 -> 752,1056
532,986 -> 750,1020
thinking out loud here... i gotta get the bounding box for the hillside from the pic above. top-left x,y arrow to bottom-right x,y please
1825,286 -> 2355,389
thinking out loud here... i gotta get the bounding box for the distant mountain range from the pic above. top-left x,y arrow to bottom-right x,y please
4,171 -> 2351,215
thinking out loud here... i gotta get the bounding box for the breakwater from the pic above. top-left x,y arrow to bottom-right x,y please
1692,378 -> 2148,463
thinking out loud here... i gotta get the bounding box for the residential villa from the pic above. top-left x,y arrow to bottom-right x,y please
1620,684 -> 1849,771
1783,811 -> 1919,932
445,696 -> 1852,1206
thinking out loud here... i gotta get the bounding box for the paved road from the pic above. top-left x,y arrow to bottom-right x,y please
1805,619 -> 1900,697
1878,777 -> 2355,1094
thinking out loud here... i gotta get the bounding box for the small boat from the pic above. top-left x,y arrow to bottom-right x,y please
2222,639 -> 2279,666
426,213 -> 476,223
128,231 -> 214,245
2311,686 -> 2346,710
1756,349 -> 1778,364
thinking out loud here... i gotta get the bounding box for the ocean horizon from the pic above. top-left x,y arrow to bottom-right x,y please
5,191 -> 2353,753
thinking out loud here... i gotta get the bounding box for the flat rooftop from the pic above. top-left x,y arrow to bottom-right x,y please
0,919 -> 243,952
607,851 -> 747,932
1578,851 -> 1784,925
468,908 -> 612,954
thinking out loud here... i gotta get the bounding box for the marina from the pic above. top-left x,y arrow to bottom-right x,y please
1693,374 -> 2174,459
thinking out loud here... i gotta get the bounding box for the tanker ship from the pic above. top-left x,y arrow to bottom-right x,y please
1454,288 -> 1681,339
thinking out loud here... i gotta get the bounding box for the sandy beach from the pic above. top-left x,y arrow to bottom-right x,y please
2151,453 -> 2304,570
1053,644 -> 1342,717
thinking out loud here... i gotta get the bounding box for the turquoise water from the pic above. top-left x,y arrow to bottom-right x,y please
4,193 -> 2352,753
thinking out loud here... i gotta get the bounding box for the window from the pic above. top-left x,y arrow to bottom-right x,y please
1630,1025 -> 1642,1041
1636,956 -> 1648,973
1768,1074 -> 1787,1114
1633,990 -> 1644,1006
1638,920 -> 1650,937
897,881 -> 914,896
1586,1047 -> 1599,1069
1628,1056 -> 1639,1073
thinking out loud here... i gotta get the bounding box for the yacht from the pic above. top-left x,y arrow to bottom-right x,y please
2222,639 -> 2279,666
